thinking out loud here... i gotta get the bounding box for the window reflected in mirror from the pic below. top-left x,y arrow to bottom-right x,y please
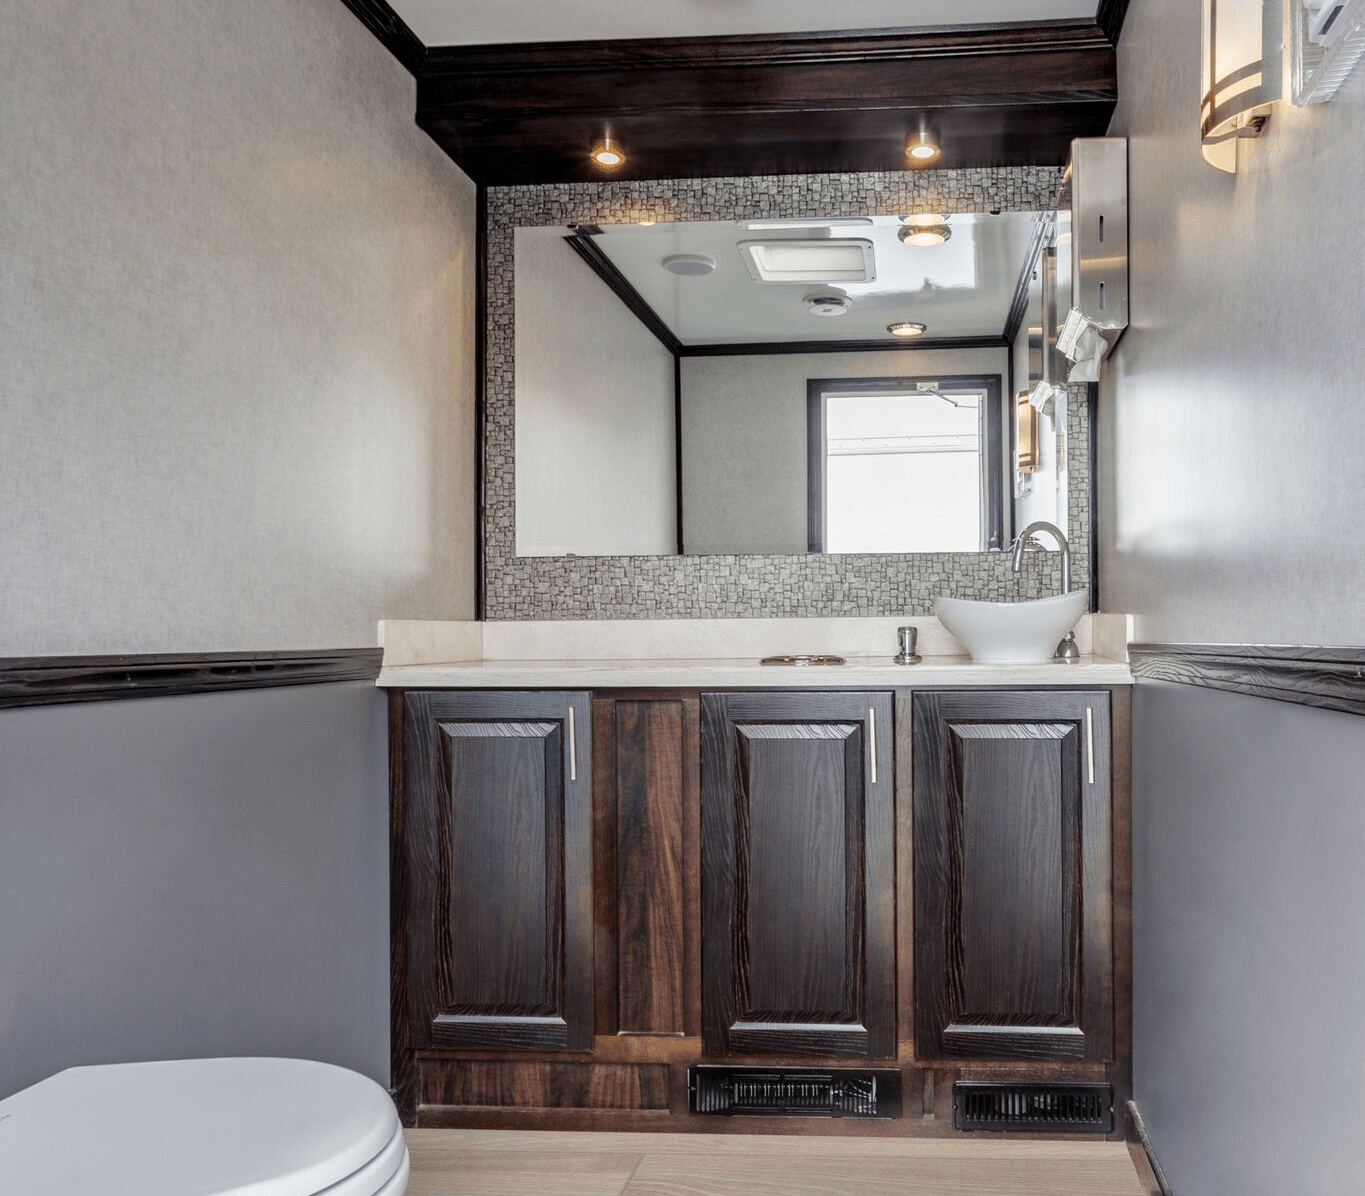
808,377 -> 1003,554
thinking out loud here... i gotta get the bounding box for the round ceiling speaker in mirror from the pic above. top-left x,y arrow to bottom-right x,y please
662,254 -> 716,276
805,294 -> 852,317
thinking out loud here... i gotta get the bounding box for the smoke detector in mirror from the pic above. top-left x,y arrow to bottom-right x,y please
805,294 -> 853,317
662,254 -> 716,276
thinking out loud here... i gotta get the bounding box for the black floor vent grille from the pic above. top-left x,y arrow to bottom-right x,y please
954,1082 -> 1114,1132
690,1067 -> 901,1118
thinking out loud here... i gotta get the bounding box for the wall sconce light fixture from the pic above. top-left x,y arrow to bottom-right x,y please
1201,0 -> 1283,171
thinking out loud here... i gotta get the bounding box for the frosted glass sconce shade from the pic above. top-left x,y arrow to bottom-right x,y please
1201,0 -> 1283,171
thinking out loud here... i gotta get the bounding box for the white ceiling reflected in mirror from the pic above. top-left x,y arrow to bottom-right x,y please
573,213 -> 1042,346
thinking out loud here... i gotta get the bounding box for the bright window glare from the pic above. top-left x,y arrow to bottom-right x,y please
824,392 -> 982,553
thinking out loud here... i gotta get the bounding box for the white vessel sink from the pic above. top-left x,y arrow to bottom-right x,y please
935,591 -> 1087,664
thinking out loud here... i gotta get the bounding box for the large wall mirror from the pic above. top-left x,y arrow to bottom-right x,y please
484,168 -> 1089,621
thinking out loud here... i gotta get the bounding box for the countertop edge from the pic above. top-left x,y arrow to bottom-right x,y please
377,656 -> 1134,688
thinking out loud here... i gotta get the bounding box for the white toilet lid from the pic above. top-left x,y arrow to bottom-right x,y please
0,1057 -> 404,1196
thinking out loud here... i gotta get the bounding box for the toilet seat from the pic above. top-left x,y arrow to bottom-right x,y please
0,1057 -> 408,1196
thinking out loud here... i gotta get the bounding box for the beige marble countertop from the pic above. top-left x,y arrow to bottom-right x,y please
374,614 -> 1134,688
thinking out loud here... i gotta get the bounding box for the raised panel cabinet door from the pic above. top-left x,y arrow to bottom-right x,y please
403,690 -> 592,1051
701,691 -> 895,1058
913,690 -> 1113,1062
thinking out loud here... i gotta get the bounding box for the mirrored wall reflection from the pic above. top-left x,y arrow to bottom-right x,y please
485,166 -> 1088,622
513,211 -> 1062,559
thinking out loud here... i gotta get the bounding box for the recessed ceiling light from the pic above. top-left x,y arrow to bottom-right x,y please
887,321 -> 927,337
589,137 -> 626,171
902,213 -> 947,227
897,222 -> 952,248
662,254 -> 716,276
905,135 -> 940,163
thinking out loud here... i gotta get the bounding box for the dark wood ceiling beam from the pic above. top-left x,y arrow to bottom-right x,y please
414,22 -> 1116,184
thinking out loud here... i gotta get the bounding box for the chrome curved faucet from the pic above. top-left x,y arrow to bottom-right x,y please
1012,520 -> 1071,594
1012,520 -> 1079,661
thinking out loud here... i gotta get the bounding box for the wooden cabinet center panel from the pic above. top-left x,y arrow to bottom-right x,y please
954,724 -> 1079,1023
440,721 -> 561,1013
739,723 -> 859,1018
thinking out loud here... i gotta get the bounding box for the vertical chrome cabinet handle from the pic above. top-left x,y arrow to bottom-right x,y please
1085,706 -> 1095,785
868,707 -> 877,784
568,705 -> 577,782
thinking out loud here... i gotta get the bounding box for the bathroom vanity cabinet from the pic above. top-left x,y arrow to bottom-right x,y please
912,691 -> 1114,1063
390,681 -> 1130,1135
700,691 -> 896,1059
398,690 -> 594,1053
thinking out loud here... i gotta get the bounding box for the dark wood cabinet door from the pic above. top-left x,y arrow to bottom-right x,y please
701,691 -> 895,1058
402,690 -> 592,1051
913,690 -> 1113,1062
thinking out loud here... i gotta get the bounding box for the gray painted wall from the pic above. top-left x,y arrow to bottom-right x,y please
1131,682 -> 1365,1195
1105,1 -> 1365,1190
1,0 -> 479,656
0,683 -> 390,1099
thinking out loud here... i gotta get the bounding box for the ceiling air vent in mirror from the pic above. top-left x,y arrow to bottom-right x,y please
737,238 -> 874,283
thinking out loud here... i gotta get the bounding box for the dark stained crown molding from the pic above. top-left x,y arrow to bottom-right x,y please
1095,0 -> 1134,46
1128,643 -> 1365,718
0,648 -> 383,709
337,0 -> 426,74
420,19 -> 1113,75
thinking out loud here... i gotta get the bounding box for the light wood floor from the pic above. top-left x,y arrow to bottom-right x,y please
405,1129 -> 1160,1196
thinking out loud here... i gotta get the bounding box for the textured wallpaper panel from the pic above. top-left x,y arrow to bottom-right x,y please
486,168 -> 1089,620
1,0 -> 477,655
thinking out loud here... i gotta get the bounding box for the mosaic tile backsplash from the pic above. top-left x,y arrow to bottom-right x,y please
485,167 -> 1088,620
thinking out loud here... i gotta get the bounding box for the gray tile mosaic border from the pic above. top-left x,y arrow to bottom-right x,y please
485,167 -> 1088,620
